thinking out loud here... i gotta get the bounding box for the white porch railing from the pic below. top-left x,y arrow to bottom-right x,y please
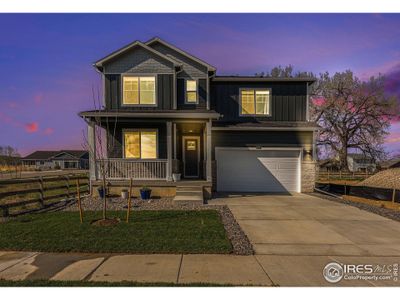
95,159 -> 168,180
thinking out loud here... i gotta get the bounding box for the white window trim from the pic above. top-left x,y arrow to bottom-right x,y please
239,88 -> 272,117
122,128 -> 159,159
121,74 -> 157,107
184,79 -> 199,104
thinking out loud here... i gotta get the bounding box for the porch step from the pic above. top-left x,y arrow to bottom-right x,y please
173,185 -> 204,204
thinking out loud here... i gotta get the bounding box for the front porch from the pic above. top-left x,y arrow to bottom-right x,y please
84,112 -> 215,184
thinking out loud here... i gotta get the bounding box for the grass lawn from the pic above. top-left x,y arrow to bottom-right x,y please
0,210 -> 232,254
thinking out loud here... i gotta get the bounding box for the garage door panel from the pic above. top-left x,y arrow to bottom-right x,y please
216,149 -> 300,193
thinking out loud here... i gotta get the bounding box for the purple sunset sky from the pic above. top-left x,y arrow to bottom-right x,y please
0,13 -> 399,157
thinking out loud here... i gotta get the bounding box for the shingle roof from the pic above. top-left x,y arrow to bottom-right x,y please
23,150 -> 88,160
348,153 -> 372,159
57,150 -> 88,159
22,151 -> 60,160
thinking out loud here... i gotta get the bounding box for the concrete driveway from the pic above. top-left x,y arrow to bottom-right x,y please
210,193 -> 400,286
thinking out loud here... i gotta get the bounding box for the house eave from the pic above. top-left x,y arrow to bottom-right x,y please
212,126 -> 319,131
79,110 -> 220,120
93,40 -> 180,71
145,37 -> 217,72
212,76 -> 316,83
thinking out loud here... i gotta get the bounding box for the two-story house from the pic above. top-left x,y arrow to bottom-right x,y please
79,37 -> 318,197
347,153 -> 376,172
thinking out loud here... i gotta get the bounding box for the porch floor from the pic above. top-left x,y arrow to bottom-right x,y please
91,179 -> 211,187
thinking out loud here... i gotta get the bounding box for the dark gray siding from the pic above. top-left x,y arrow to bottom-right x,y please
105,74 -> 173,110
212,130 -> 313,159
177,78 -> 207,110
210,81 -> 307,122
103,46 -> 174,74
107,122 -> 167,159
149,42 -> 208,78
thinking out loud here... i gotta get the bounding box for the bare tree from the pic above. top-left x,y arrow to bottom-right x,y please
310,70 -> 399,170
255,64 -> 315,78
0,146 -> 21,177
82,84 -> 119,220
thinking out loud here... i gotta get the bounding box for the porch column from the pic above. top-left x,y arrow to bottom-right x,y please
88,121 -> 97,180
166,121 -> 173,181
206,119 -> 212,182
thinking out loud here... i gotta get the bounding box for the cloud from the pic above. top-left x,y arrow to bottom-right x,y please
43,127 -> 54,135
25,122 -> 39,133
34,93 -> 44,105
386,137 -> 400,144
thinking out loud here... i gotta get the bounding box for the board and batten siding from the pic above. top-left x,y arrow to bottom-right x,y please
211,130 -> 313,159
210,81 -> 308,122
177,78 -> 207,110
104,74 -> 173,110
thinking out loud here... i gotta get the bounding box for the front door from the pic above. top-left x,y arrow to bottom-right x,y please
183,137 -> 200,178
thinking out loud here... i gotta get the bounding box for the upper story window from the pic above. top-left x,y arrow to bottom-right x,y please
122,76 -> 156,105
185,80 -> 197,103
240,89 -> 271,116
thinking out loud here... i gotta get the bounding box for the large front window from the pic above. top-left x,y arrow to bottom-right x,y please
124,130 -> 157,159
240,89 -> 271,116
122,76 -> 156,105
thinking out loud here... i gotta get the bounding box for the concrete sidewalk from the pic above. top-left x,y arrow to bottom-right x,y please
1,251 -> 399,286
0,251 -> 272,286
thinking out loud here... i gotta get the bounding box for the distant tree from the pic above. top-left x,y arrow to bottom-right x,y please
0,146 -> 21,177
255,64 -> 315,78
310,70 -> 399,170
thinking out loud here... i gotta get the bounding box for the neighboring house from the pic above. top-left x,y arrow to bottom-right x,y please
378,158 -> 400,170
347,153 -> 376,172
22,150 -> 89,170
79,37 -> 318,193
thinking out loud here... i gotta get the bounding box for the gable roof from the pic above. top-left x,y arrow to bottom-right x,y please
379,158 -> 400,168
23,151 -> 60,160
93,40 -> 181,71
145,37 -> 216,71
347,153 -> 374,161
53,150 -> 88,159
23,150 -> 88,160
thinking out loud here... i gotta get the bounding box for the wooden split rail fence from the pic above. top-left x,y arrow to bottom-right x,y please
0,174 -> 89,217
318,170 -> 376,181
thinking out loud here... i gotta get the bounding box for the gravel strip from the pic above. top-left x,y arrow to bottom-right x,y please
309,192 -> 400,222
63,196 -> 254,255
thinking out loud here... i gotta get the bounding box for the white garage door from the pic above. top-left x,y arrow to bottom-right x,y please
216,148 -> 301,193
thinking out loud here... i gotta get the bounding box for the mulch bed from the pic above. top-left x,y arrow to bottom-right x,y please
63,196 -> 254,255
309,192 -> 400,223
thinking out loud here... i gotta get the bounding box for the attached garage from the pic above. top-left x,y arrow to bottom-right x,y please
216,148 -> 301,193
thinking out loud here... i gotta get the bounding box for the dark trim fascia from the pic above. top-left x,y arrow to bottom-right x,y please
212,77 -> 316,83
93,40 -> 180,71
79,111 -> 220,120
211,126 -> 319,131
145,37 -> 217,71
